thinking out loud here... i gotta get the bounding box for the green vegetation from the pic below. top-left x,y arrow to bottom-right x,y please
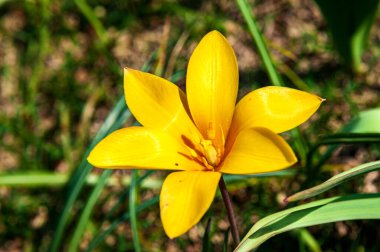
1,0 -> 380,251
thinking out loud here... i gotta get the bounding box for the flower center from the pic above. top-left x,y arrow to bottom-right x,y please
181,135 -> 223,171
197,139 -> 223,171
200,140 -> 218,166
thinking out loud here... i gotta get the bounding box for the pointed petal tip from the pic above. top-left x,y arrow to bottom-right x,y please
186,29 -> 238,144
203,30 -> 230,44
221,127 -> 298,174
164,228 -> 184,239
206,30 -> 224,37
289,155 -> 298,167
86,148 -> 100,168
86,153 -> 93,165
229,86 -> 324,136
283,197 -> 289,205
123,67 -> 138,76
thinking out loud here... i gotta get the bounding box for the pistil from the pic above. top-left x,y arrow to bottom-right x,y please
200,140 -> 221,169
182,135 -> 223,171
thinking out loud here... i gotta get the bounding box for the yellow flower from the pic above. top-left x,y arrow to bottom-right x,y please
87,31 -> 323,238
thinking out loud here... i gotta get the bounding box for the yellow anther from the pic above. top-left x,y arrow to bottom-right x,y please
200,140 -> 218,166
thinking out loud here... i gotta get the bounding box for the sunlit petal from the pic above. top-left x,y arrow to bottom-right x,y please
160,171 -> 221,238
186,31 -> 238,148
229,86 -> 323,143
124,68 -> 202,144
220,127 -> 297,174
87,127 -> 204,171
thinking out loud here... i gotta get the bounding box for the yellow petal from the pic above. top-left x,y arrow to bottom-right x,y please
220,127 -> 297,174
124,68 -> 202,145
160,171 -> 221,238
186,31 -> 238,148
229,86 -> 323,142
87,127 -> 204,171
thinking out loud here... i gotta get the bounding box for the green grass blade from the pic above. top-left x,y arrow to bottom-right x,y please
309,108 -> 380,170
0,172 -> 160,188
67,119 -> 139,251
48,95 -> 128,252
202,218 -> 212,252
222,228 -> 230,252
236,0 -> 310,160
307,133 -> 380,171
236,0 -> 283,86
314,0 -> 380,71
223,169 -> 295,184
68,170 -> 112,252
85,196 -> 159,251
235,194 -> 380,251
74,0 -> 107,44
105,171 -> 155,219
49,54 -> 155,252
129,170 -> 142,252
287,160 -> 380,202
293,228 -> 321,252
0,173 -> 67,187
342,108 -> 380,133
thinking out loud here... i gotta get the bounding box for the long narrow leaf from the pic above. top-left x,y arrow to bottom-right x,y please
0,172 -> 161,188
342,108 -> 380,133
287,160 -> 380,202
236,0 -> 309,160
74,0 -> 107,44
0,173 -> 67,186
293,228 -> 321,252
314,0 -> 380,71
85,196 -> 159,251
49,54 -> 156,252
49,95 -> 128,252
309,108 -> 380,170
235,194 -> 380,251
202,218 -> 212,252
67,120 -> 140,251
105,171 -> 156,220
129,170 -> 141,252
68,170 -> 112,252
236,0 -> 283,86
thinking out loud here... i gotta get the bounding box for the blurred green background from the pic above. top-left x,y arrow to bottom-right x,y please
1,0 -> 380,251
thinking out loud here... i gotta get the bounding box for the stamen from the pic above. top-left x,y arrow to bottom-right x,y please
181,134 -> 222,170
200,140 -> 219,166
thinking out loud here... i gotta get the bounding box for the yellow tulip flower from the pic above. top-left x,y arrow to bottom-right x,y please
88,30 -> 323,238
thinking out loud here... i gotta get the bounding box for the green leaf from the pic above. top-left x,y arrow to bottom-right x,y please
222,228 -> 230,252
105,170 -> 156,219
202,218 -> 212,252
74,0 -> 107,44
288,160 -> 380,202
85,196 -> 159,251
314,0 -> 380,71
68,170 -> 112,252
308,108 -> 380,170
0,172 -> 162,189
49,95 -> 130,252
342,108 -> 380,133
236,0 -> 283,86
0,172 -> 67,187
236,0 -> 309,161
235,194 -> 380,251
49,54 -> 156,252
129,170 -> 142,252
292,228 -> 321,252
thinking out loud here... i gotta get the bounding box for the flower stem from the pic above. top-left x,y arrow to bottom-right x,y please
218,176 -> 240,245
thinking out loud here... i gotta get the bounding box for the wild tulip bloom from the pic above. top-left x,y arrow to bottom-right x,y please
88,31 -> 323,238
